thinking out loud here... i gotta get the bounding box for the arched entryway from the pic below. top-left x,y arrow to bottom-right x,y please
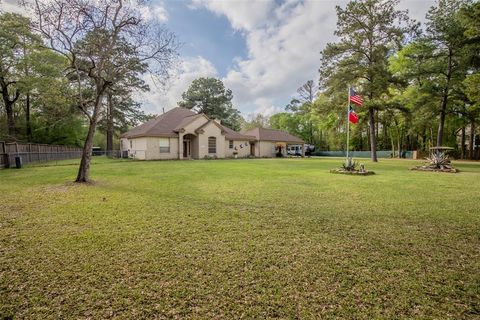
182,134 -> 196,158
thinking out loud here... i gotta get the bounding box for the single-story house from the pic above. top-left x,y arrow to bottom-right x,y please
120,107 -> 304,160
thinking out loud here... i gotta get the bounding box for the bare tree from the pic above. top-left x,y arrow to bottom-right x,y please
286,80 -> 317,145
297,80 -> 317,105
30,0 -> 178,182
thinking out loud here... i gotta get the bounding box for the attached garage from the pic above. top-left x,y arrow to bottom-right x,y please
242,128 -> 305,157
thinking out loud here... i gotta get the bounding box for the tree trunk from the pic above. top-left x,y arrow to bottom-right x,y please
393,118 -> 400,158
422,128 -> 427,151
368,107 -> 378,162
469,120 -> 475,160
309,121 -> 314,145
23,42 -> 32,142
436,99 -> 447,147
383,121 -> 388,151
436,49 -> 453,147
461,126 -> 466,159
397,135 -> 401,158
390,130 -> 395,158
76,119 -> 97,182
359,128 -> 363,150
106,92 -> 114,155
366,126 -> 371,150
5,101 -> 16,140
0,76 -> 19,140
76,87 -> 105,183
26,92 -> 32,141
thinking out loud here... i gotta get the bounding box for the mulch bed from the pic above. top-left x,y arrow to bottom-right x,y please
411,166 -> 458,173
330,169 -> 375,175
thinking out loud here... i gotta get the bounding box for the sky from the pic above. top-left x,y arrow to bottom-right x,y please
1,0 -> 435,118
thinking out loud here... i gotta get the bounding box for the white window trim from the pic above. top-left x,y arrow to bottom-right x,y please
159,137 -> 170,153
208,136 -> 216,154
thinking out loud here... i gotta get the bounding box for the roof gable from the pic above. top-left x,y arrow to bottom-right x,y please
173,114 -> 205,131
121,107 -> 254,141
242,127 -> 304,143
195,119 -> 226,135
121,107 -> 197,138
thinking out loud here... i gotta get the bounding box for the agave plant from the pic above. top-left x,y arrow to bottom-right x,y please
342,157 -> 358,171
426,152 -> 453,170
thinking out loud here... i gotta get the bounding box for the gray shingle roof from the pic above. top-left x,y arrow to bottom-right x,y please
221,124 -> 256,141
242,127 -> 304,143
121,107 -> 254,141
121,107 -> 197,138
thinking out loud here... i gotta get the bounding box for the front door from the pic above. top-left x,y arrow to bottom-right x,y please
183,140 -> 191,158
250,142 -> 255,156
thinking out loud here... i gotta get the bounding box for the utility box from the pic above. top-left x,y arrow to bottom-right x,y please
412,150 -> 418,160
15,156 -> 22,169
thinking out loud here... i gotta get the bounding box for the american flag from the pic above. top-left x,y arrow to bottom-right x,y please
349,88 -> 363,106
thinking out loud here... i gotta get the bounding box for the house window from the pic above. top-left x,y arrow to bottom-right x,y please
208,137 -> 216,154
229,140 -> 234,149
130,140 -> 132,149
159,138 -> 170,153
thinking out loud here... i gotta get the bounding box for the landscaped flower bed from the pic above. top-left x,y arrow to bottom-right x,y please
411,151 -> 458,173
330,157 -> 375,175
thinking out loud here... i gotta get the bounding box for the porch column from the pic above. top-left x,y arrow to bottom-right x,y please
178,133 -> 183,159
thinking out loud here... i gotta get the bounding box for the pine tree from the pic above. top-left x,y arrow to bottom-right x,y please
319,0 -> 414,161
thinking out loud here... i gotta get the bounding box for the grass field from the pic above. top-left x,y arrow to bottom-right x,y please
1,157 -> 479,319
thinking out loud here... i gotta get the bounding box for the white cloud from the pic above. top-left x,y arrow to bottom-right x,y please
139,2 -> 169,22
397,0 -> 434,24
191,0 -> 274,31
192,0 -> 434,117
220,0 -> 345,115
137,56 -> 218,114
0,0 -> 25,14
1,0 -> 169,22
246,98 -> 283,119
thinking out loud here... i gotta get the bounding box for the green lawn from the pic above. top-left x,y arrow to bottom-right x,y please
1,157 -> 479,319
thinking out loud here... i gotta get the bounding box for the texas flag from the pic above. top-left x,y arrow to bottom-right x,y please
349,88 -> 363,106
348,106 -> 359,124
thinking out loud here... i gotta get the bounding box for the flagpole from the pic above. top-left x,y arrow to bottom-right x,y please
346,86 -> 350,161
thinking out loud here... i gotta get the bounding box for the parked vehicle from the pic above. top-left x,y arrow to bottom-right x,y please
287,144 -> 315,156
305,144 -> 315,156
92,147 -> 103,156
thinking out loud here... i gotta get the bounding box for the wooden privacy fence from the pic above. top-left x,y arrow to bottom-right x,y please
0,141 -> 83,169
